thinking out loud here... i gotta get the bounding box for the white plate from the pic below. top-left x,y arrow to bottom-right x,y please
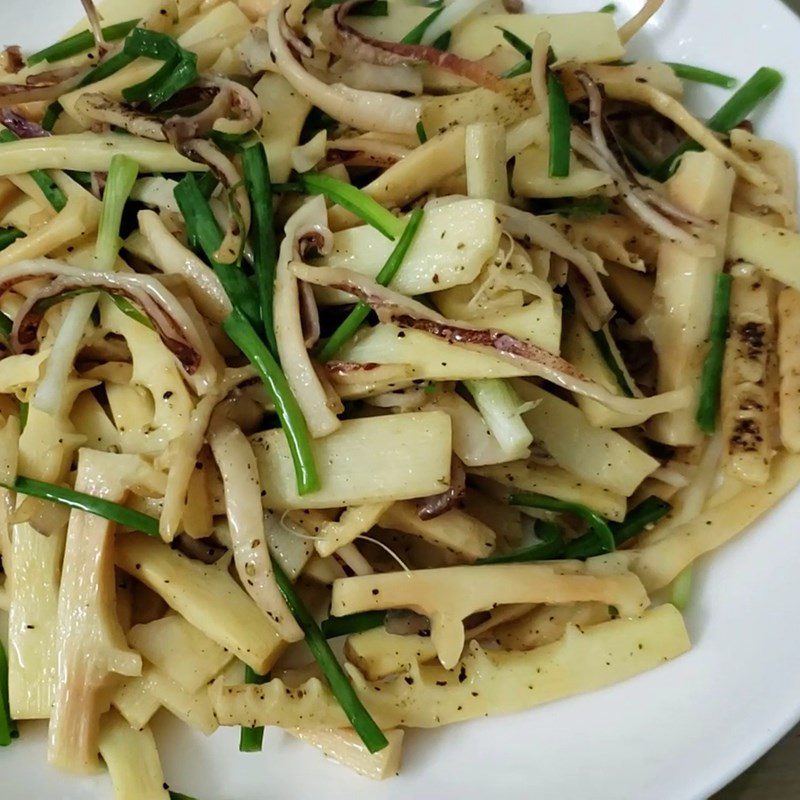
3,1 -> 800,798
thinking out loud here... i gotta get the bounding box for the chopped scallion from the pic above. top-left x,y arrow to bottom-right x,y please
477,522 -> 564,564
496,27 -> 532,58
299,173 -> 404,240
416,120 -> 428,144
563,496 -> 671,559
696,272 -> 732,434
121,29 -> 198,109
402,7 -> 444,44
547,50 -> 571,179
501,58 -> 531,79
509,491 -> 616,553
185,177 -> 323,495
665,62 -> 737,89
95,154 -> 140,272
317,208 -> 424,361
0,639 -> 17,746
592,327 -> 635,398
271,559 -> 388,753
655,67 -> 783,179
239,666 -> 269,752
0,129 -> 67,211
27,18 -> 140,65
8,476 -> 160,537
242,144 -> 278,354
0,226 -> 25,252
321,610 -> 387,638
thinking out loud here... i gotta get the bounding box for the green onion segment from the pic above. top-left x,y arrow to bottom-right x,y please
317,207 -> 424,362
27,19 -> 140,65
696,272 -> 732,434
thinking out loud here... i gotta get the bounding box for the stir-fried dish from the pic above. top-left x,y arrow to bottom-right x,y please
0,0 -> 797,794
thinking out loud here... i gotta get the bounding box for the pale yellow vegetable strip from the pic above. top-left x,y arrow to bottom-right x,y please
212,606 -> 690,729
330,563 -> 649,668
0,134 -> 204,176
98,711 -> 170,800
346,604 -> 532,681
450,12 -> 624,64
116,532 -> 284,673
514,380 -> 658,496
720,267 -> 775,483
598,452 -> 800,592
649,152 -> 736,446
379,502 -> 495,562
315,503 -> 392,558
251,412 -> 452,511
126,615 -> 232,694
726,213 -> 800,290
48,452 -> 145,773
777,288 -> 800,453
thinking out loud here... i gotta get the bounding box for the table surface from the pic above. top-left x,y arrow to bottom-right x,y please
712,4 -> 800,797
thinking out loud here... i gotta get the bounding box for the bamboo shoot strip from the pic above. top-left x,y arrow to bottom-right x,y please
239,666 -> 270,753
27,19 -> 141,65
299,173 -> 404,240
321,611 -> 387,639
272,558 -> 389,753
477,522 -> 564,564
696,272 -> 733,434
3,480 -> 386,751
0,130 -> 66,211
563,496 -> 671,559
0,639 -> 17,746
509,491 -> 616,553
242,143 -> 278,354
318,208 -> 424,361
655,67 -> 783,179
